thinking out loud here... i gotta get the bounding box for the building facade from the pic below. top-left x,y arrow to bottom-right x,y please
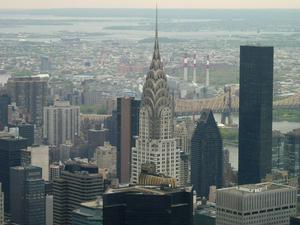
49,163 -> 62,182
191,109 -> 223,198
21,145 -> 50,181
216,182 -> 297,225
72,198 -> 103,225
272,130 -> 285,171
7,74 -> 49,141
103,186 -> 193,225
46,195 -> 53,225
238,46 -> 274,185
10,165 -> 45,225
131,15 -> 180,183
43,101 -> 80,147
283,129 -> 300,183
94,142 -> 117,178
0,183 -> 3,225
175,121 -> 191,187
17,123 -> 35,146
116,97 -> 140,183
0,132 -> 27,212
0,95 -> 11,130
53,162 -> 104,225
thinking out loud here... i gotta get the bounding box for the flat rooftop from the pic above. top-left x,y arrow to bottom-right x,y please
219,182 -> 295,194
81,198 -> 103,209
105,185 -> 193,195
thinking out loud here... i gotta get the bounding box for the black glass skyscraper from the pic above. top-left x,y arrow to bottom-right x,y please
191,109 -> 223,198
0,95 -> 11,130
0,133 -> 27,212
10,165 -> 45,225
103,186 -> 193,225
238,46 -> 274,185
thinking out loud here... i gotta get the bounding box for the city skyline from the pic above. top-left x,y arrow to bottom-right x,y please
1,0 -> 300,9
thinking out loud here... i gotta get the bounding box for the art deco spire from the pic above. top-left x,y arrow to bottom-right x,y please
141,6 -> 173,139
150,5 -> 163,71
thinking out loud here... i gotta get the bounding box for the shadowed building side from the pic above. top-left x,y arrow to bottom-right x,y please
191,109 -> 223,198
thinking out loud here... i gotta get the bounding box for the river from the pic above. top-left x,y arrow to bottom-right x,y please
213,113 -> 300,170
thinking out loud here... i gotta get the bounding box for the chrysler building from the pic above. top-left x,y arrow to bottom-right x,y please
131,8 -> 180,183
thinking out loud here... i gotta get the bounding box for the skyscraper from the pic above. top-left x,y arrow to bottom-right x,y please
0,95 -> 11,130
238,46 -> 274,185
116,97 -> 140,183
10,165 -> 45,225
17,123 -> 35,146
191,109 -> 223,197
0,132 -> 27,212
7,74 -> 49,142
43,101 -> 80,147
53,162 -> 104,225
272,130 -> 285,170
0,183 -> 4,225
175,122 -> 190,186
103,186 -> 193,225
283,129 -> 300,182
94,142 -> 117,178
131,9 -> 180,183
216,182 -> 297,225
21,145 -> 50,181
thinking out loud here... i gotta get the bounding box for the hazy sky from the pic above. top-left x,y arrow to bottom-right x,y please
0,0 -> 300,9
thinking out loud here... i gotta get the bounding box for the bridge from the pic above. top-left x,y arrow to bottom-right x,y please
175,92 -> 300,115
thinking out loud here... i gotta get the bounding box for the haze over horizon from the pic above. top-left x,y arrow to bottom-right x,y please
0,0 -> 300,9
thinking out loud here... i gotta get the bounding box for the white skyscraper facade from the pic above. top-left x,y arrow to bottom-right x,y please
131,10 -> 180,183
43,101 -> 80,146
216,182 -> 297,225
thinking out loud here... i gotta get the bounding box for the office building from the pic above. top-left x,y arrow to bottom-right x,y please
131,12 -> 180,183
88,128 -> 109,149
7,74 -> 49,141
46,195 -> 53,225
43,101 -> 80,146
283,128 -> 300,182
21,145 -> 49,181
0,183 -> 3,225
223,149 -> 236,187
0,132 -> 27,212
10,165 -> 45,225
175,122 -> 190,186
216,182 -> 297,225
59,142 -> 72,162
272,130 -> 285,170
103,186 -> 193,225
116,97 -> 140,183
0,95 -> 11,130
49,163 -> 62,182
191,109 -> 223,198
238,46 -> 274,185
53,162 -> 104,225
94,142 -> 117,178
72,197 -> 103,225
17,123 -> 35,146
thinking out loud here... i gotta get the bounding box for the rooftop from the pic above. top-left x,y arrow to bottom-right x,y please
105,185 -> 192,196
81,197 -> 103,209
218,182 -> 295,195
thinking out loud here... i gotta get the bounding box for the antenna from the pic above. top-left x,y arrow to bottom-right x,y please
156,3 -> 158,39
